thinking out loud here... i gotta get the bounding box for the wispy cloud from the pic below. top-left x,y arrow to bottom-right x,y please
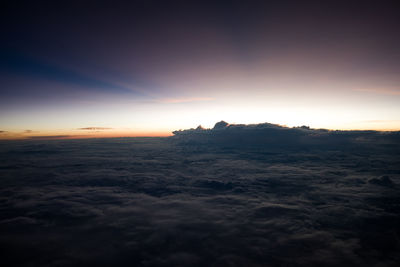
159,97 -> 214,104
354,88 -> 400,96
77,127 -> 113,131
27,135 -> 74,140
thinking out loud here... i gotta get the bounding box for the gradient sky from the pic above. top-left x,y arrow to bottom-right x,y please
1,0 -> 400,139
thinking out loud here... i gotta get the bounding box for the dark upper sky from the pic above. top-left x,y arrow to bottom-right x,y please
1,0 -> 400,137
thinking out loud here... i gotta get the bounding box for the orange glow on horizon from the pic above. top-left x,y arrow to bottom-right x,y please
0,130 -> 173,140
1,124 -> 399,141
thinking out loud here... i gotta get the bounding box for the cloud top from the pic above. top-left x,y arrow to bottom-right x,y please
173,121 -> 400,148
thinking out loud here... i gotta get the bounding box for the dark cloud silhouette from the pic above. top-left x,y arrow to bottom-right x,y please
0,131 -> 399,266
196,125 -> 205,130
213,120 -> 229,130
173,121 -> 400,150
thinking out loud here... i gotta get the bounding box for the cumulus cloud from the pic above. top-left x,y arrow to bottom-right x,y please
173,121 -> 400,150
0,134 -> 399,266
213,120 -> 229,130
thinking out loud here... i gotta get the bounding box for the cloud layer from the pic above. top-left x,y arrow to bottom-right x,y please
0,132 -> 399,266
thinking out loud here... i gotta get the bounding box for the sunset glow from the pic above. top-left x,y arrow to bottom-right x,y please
1,1 -> 400,138
1,2 -> 400,266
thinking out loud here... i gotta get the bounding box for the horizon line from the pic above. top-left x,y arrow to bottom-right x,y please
1,122 -> 400,141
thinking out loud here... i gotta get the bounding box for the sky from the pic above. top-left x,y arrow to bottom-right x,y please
1,0 -> 400,139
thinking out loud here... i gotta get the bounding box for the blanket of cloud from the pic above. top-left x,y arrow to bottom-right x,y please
1,125 -> 400,266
